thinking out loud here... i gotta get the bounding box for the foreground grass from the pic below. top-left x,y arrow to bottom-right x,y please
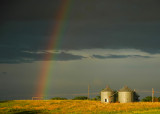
0,100 -> 160,114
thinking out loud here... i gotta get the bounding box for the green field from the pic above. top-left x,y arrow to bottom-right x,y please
1,100 -> 160,114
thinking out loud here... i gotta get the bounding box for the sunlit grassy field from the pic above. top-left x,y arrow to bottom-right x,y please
1,100 -> 160,114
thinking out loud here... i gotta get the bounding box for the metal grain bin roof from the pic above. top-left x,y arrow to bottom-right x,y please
101,86 -> 113,92
119,86 -> 133,92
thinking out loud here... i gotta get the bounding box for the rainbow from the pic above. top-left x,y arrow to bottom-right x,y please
36,0 -> 73,97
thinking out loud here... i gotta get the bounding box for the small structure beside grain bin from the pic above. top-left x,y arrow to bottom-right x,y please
118,86 -> 133,103
101,86 -> 114,103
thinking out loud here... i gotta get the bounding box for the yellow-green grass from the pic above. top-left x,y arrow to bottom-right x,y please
1,100 -> 160,114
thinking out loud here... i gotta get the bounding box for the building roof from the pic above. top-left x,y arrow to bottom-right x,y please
118,86 -> 133,92
101,86 -> 113,92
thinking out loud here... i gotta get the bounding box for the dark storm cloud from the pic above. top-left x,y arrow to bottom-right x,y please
0,0 -> 61,22
1,21 -> 160,54
0,21 -> 54,51
62,22 -> 160,53
1,0 -> 160,22
0,0 -> 160,63
92,54 -> 151,59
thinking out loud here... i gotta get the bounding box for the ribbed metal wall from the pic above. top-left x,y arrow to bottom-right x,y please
101,91 -> 114,103
118,92 -> 133,103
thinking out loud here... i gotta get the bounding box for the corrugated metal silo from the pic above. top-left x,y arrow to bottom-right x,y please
101,86 -> 114,103
118,86 -> 133,103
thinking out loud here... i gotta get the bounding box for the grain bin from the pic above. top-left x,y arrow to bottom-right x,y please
101,86 -> 114,103
118,86 -> 133,103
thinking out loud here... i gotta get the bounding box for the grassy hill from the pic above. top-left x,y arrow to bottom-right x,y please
1,100 -> 160,113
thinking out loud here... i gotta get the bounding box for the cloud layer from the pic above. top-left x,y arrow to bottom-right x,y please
0,50 -> 85,63
0,0 -> 160,63
92,54 -> 151,59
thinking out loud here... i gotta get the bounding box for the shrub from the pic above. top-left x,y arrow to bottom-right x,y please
72,96 -> 88,100
141,96 -> 152,102
141,96 -> 157,102
91,96 -> 101,101
51,97 -> 67,100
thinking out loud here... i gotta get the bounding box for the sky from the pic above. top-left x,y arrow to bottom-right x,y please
0,0 -> 160,100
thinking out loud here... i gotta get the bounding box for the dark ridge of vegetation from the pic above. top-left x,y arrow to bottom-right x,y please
72,96 -> 88,100
15,110 -> 42,114
0,100 -> 12,103
141,96 -> 152,102
51,97 -> 67,100
91,96 -> 101,101
141,96 -> 159,102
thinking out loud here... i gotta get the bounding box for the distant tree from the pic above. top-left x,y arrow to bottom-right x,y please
91,98 -> 97,100
133,92 -> 140,102
141,96 -> 158,102
95,96 -> 101,100
141,96 -> 153,102
158,97 -> 160,102
72,96 -> 88,100
91,96 -> 101,101
51,97 -> 67,100
154,97 -> 159,102
113,91 -> 118,102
